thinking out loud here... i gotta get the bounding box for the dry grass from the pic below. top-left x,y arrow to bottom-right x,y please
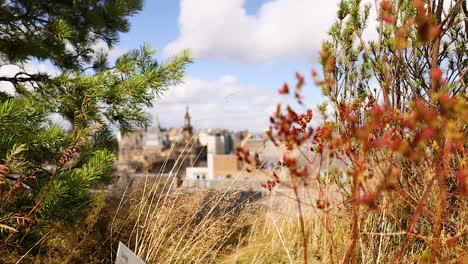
220,193 -> 346,264
10,178 -> 464,263
128,189 -> 260,263
107,130 -> 265,263
106,130 -> 467,264
8,130 -> 465,264
218,191 -> 467,264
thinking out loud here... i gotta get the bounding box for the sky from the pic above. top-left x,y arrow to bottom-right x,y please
126,0 -> 359,133
0,0 -> 379,133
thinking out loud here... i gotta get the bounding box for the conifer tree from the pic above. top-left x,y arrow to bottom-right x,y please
0,0 -> 192,250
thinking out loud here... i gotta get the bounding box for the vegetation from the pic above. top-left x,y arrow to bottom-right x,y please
119,188 -> 260,263
0,0 -> 466,263
0,0 -> 191,258
238,0 -> 466,263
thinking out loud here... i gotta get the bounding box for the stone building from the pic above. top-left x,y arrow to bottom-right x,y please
184,135 -> 278,189
116,107 -> 204,175
117,125 -> 165,172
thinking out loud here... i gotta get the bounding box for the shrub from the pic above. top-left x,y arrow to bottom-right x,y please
237,1 -> 467,263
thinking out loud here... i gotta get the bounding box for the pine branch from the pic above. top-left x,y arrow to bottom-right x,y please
0,72 -> 48,84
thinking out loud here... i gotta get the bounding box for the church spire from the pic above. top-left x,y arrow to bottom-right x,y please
181,105 -> 198,167
184,105 -> 192,133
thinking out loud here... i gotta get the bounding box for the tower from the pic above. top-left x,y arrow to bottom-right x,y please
183,106 -> 193,142
180,106 -> 198,167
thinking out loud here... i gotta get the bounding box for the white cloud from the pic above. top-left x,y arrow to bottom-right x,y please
164,0 -> 378,62
152,74 -> 325,132
152,75 -> 278,132
92,40 -> 128,60
0,62 -> 59,95
158,74 -> 267,104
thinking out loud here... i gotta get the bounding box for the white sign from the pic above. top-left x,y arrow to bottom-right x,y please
115,242 -> 145,264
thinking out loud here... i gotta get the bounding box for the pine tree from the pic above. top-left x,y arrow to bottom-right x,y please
0,0 -> 192,250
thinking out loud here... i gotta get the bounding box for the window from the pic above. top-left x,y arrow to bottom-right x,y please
226,174 -> 232,179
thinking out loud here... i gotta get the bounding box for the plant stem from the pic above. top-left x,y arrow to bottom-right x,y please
294,186 -> 308,264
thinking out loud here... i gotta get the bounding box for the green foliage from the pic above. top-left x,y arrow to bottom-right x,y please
0,0 -> 143,70
0,98 -> 68,166
37,45 -> 192,134
39,149 -> 116,221
0,0 -> 192,254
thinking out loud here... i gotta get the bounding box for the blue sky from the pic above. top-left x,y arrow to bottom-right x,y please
108,0 -> 366,133
0,0 -> 377,133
